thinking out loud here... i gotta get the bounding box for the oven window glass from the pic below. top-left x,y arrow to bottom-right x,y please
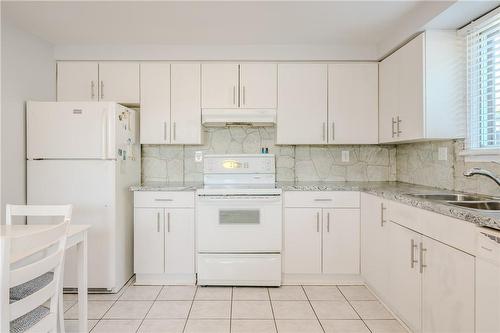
219,210 -> 260,224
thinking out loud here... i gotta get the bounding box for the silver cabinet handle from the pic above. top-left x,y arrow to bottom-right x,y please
410,239 -> 418,268
316,212 -> 320,233
380,203 -> 386,227
314,198 -> 332,202
327,212 -> 330,233
322,123 -> 326,142
391,117 -> 397,138
419,242 -> 427,274
100,81 -> 104,99
331,122 -> 335,142
242,86 -> 246,105
155,198 -> 173,202
233,86 -> 236,106
157,212 -> 160,232
163,122 -> 167,142
397,116 -> 402,136
91,81 -> 95,99
167,212 -> 170,233
173,122 -> 176,142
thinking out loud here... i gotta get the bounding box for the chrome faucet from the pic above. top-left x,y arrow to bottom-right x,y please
464,167 -> 500,186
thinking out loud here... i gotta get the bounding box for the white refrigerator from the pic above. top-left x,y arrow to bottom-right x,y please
26,101 -> 141,292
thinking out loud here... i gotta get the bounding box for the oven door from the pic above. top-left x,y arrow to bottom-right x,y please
196,194 -> 282,252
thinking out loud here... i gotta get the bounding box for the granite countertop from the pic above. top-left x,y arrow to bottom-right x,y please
278,181 -> 500,230
129,181 -> 203,192
130,180 -> 500,230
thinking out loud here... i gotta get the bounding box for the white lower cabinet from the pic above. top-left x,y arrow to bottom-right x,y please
283,208 -> 322,274
133,192 -> 195,285
283,191 -> 360,281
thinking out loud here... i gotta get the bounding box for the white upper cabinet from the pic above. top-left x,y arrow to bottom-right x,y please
201,64 -> 239,108
277,64 -> 328,144
57,62 -> 99,101
99,62 -> 140,105
328,63 -> 378,144
240,63 -> 277,109
171,64 -> 202,144
379,31 -> 464,143
140,63 -> 171,144
140,63 -> 202,145
201,63 -> 277,109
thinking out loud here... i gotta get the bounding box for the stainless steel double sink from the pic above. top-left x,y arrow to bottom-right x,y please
407,193 -> 500,211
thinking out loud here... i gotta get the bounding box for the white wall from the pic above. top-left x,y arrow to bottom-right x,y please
1,16 -> 55,223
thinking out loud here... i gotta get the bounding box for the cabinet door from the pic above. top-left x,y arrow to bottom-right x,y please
140,63 -> 170,144
277,64 -> 328,144
201,64 -> 239,108
379,54 -> 398,143
99,62 -> 140,104
171,64 -> 202,144
323,209 -> 360,274
386,222 -> 421,333
397,34 -> 425,141
360,194 -> 390,298
422,236 -> 474,333
240,63 -> 277,109
165,209 -> 195,275
134,208 -> 164,274
283,208 -> 322,274
328,63 -> 378,144
57,62 -> 98,101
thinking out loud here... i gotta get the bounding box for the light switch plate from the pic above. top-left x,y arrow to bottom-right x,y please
438,147 -> 448,161
342,150 -> 350,162
195,151 -> 203,162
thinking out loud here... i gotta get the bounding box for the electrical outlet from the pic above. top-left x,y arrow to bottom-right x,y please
341,150 -> 350,162
438,147 -> 448,161
195,151 -> 203,162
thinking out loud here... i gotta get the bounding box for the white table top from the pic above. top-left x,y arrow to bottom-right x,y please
1,224 -> 90,238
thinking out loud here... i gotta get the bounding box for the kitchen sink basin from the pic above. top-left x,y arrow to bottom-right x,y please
407,193 -> 496,202
448,201 -> 500,211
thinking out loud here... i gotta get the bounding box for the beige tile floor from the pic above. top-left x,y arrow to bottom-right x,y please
63,282 -> 408,333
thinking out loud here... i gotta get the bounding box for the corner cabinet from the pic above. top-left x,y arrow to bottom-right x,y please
379,31 -> 465,143
283,191 -> 361,284
362,193 -> 475,333
133,191 -> 195,285
140,63 -> 202,144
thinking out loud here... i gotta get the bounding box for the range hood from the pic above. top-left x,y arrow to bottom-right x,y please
202,109 -> 276,127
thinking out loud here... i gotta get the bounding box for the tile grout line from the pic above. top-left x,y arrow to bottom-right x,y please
301,285 -> 326,333
229,287 -> 233,333
336,286 -> 374,333
182,285 -> 198,333
268,287 -> 279,333
134,285 -> 163,333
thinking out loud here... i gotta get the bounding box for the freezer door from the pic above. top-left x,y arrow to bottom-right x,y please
27,160 -> 118,290
27,101 -> 116,159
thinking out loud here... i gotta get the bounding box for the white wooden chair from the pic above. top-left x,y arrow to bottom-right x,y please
1,205 -> 72,333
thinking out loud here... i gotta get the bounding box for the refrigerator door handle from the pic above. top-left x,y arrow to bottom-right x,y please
101,110 -> 108,159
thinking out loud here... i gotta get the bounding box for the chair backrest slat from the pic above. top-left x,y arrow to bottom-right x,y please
9,279 -> 56,321
6,205 -> 72,225
10,249 -> 64,288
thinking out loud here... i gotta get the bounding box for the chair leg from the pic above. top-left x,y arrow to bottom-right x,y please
58,292 -> 65,333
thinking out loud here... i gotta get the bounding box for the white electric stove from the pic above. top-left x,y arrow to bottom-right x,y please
196,154 -> 282,286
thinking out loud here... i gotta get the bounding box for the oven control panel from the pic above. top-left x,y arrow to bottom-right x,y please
204,154 -> 275,174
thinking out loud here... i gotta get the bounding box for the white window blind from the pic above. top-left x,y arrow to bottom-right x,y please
467,15 -> 500,149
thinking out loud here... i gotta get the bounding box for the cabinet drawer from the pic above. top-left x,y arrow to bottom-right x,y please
388,201 -> 422,231
284,191 -> 360,208
134,191 -> 194,208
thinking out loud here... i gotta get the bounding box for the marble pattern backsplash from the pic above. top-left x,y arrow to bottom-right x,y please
397,139 -> 500,196
142,127 -> 397,183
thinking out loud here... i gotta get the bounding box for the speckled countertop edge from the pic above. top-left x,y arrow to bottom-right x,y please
130,181 -> 500,230
278,181 -> 500,230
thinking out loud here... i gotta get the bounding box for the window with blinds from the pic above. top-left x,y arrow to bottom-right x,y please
467,15 -> 500,149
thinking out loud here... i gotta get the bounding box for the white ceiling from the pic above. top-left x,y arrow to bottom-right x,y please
2,1 -> 499,60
